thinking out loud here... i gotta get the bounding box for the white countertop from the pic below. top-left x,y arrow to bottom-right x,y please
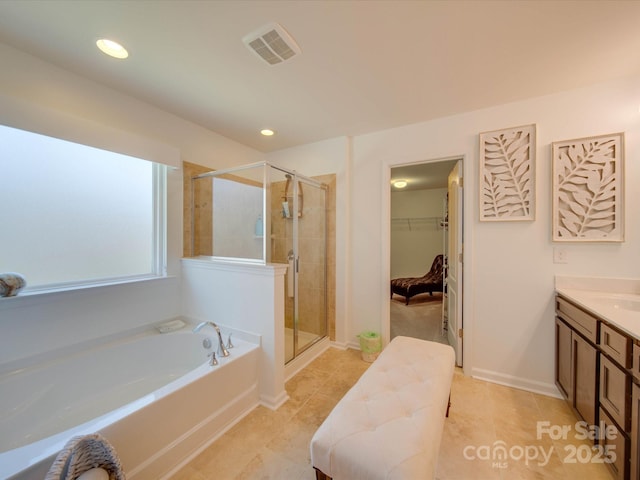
555,275 -> 640,340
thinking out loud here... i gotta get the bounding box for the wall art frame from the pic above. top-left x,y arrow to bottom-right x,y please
479,124 -> 536,222
552,132 -> 624,242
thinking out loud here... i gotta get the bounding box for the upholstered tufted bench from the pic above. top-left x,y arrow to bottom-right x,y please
310,336 -> 455,480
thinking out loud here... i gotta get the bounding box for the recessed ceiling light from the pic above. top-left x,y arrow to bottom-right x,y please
96,38 -> 129,59
393,180 -> 408,188
260,129 -> 275,136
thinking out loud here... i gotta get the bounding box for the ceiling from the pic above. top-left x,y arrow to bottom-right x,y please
0,1 -> 640,153
391,160 -> 458,191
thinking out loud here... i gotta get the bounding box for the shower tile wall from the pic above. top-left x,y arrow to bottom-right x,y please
298,182 -> 327,337
183,161 -> 213,257
212,178 -> 262,260
183,162 -> 336,342
270,174 -> 336,341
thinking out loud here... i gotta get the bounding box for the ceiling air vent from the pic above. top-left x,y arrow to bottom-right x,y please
243,23 -> 301,66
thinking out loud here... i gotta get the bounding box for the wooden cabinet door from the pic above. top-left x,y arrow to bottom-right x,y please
601,354 -> 630,431
556,317 -> 573,400
631,383 -> 640,480
599,407 -> 629,480
574,332 -> 597,425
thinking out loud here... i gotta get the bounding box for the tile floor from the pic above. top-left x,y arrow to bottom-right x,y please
171,346 -> 614,480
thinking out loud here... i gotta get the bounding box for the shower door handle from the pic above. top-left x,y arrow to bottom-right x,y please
287,250 -> 299,272
287,250 -> 295,298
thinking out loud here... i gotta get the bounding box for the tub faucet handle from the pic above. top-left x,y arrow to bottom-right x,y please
209,352 -> 218,366
226,333 -> 234,349
218,341 -> 230,358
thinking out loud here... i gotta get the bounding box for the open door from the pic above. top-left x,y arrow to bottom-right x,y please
447,161 -> 463,366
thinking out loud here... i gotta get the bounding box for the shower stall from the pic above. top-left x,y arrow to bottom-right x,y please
189,161 -> 328,364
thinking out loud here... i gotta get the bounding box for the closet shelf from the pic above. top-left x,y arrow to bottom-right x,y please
391,216 -> 445,231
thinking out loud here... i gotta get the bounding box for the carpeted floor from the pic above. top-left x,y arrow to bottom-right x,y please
390,292 -> 449,345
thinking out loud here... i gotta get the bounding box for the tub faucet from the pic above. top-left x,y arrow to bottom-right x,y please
193,321 -> 231,357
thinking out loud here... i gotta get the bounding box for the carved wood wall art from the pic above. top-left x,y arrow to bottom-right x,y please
480,124 -> 536,221
552,133 -> 624,242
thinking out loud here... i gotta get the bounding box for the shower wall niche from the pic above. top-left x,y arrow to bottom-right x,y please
184,161 -> 335,364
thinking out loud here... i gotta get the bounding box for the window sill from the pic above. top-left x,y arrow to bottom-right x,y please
0,275 -> 176,308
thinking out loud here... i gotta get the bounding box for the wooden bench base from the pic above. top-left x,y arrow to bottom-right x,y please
314,467 -> 331,480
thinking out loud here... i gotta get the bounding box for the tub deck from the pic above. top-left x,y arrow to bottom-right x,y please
0,327 -> 260,480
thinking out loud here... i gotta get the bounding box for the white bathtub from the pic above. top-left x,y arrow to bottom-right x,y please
0,325 -> 260,480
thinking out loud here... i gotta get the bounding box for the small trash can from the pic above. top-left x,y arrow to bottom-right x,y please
358,331 -> 382,362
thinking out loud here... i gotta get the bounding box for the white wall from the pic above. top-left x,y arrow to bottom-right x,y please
181,259 -> 288,409
3,38 -> 640,396
0,43 -> 263,170
391,188 -> 447,279
349,74 -> 640,394
0,42 -> 264,364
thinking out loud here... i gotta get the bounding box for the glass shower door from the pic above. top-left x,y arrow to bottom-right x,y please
294,179 -> 327,354
268,165 -> 327,363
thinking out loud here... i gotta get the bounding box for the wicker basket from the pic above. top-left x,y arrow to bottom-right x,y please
45,433 -> 125,480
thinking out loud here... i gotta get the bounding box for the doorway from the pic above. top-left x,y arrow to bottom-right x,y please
388,158 -> 464,366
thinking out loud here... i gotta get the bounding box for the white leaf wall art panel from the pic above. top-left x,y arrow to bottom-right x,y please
552,133 -> 624,242
479,124 -> 536,221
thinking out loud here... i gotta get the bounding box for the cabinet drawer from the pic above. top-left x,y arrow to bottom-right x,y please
601,323 -> 632,369
599,407 -> 629,480
601,354 -> 631,431
556,296 -> 598,343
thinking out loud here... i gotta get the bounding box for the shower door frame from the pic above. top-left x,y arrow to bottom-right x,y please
267,164 -> 328,364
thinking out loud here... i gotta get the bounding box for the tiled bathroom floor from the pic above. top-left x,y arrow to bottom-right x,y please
170,346 -> 614,480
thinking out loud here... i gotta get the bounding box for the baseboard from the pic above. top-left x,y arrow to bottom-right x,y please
259,390 -> 290,411
470,367 -> 563,398
133,384 -> 259,480
346,340 -> 360,350
330,340 -> 349,350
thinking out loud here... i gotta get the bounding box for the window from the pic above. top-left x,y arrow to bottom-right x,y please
0,124 -> 166,291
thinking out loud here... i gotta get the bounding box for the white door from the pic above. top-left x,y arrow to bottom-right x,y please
447,161 -> 463,366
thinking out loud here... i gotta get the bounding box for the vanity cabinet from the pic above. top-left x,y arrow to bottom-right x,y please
631,380 -> 640,479
556,294 -> 632,480
630,342 -> 640,480
555,297 -> 598,425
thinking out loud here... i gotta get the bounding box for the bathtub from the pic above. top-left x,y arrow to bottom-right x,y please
0,324 -> 260,480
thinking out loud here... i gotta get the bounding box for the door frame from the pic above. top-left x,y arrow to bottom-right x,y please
447,160 -> 463,366
382,155 -> 472,375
